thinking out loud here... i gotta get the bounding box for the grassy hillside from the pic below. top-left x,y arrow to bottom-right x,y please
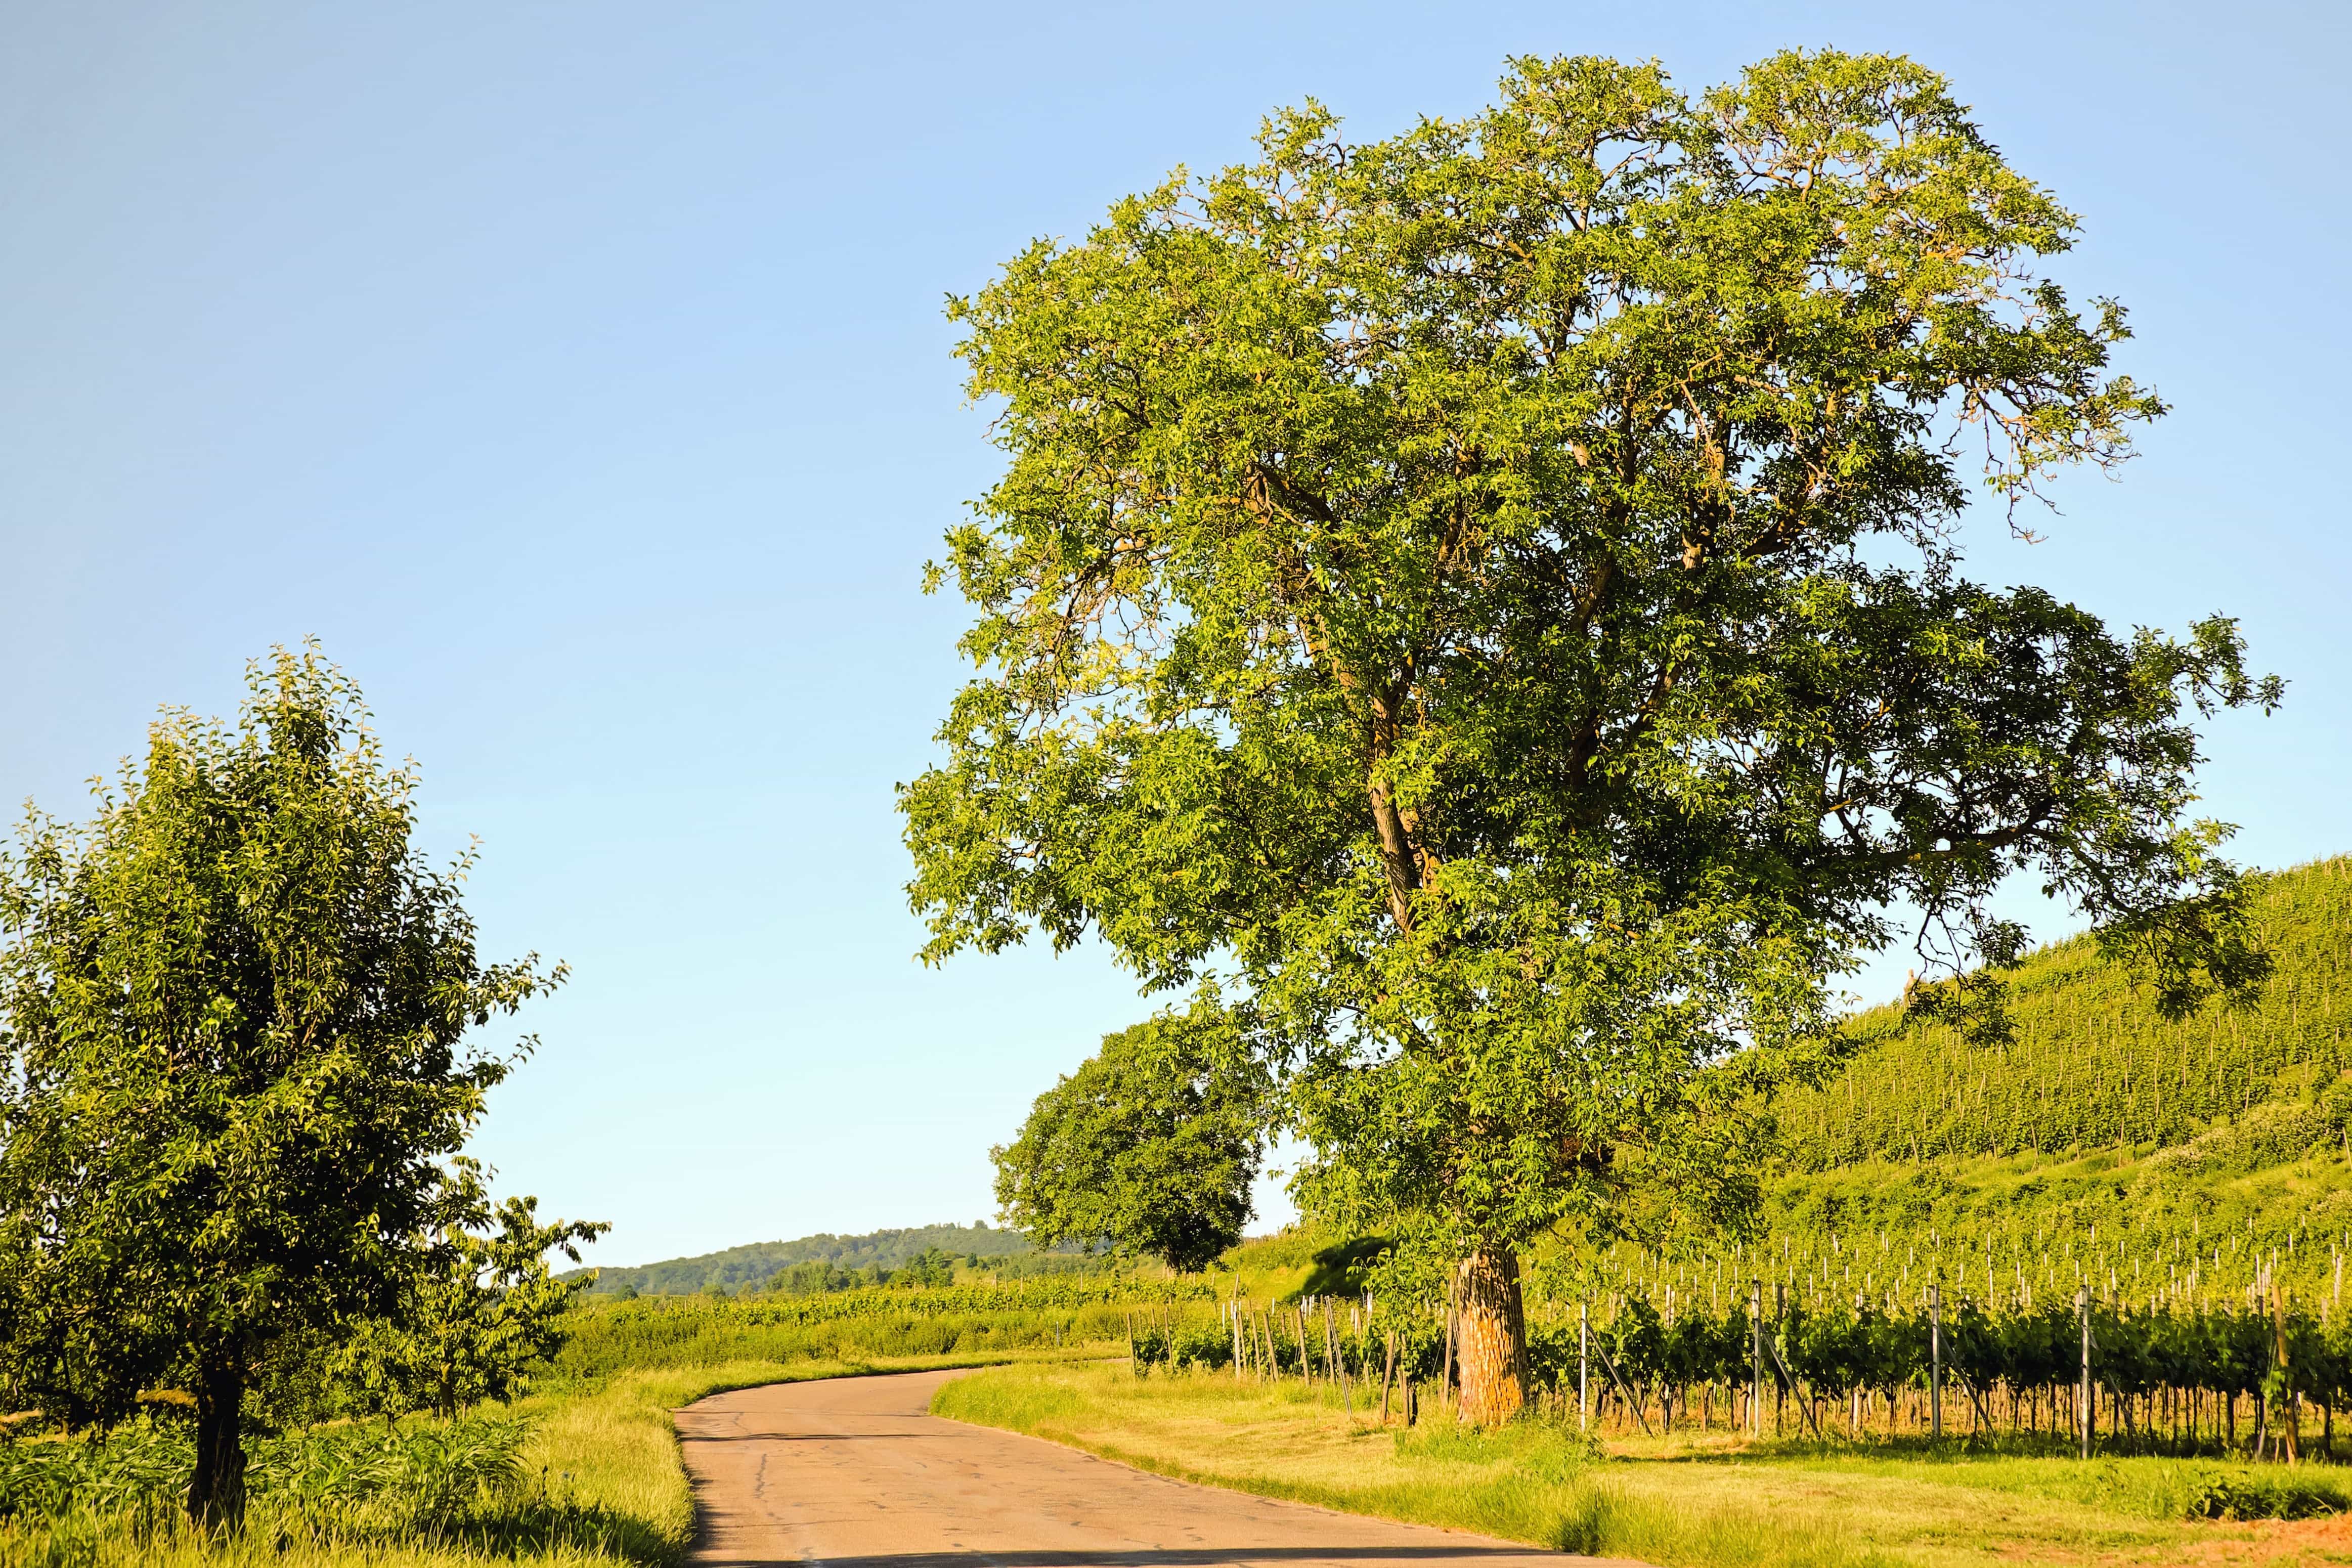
575,1221 -> 1064,1296
1597,856 -> 2352,1314
1780,856 -> 2352,1166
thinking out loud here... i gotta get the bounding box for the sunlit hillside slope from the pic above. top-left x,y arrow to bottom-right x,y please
1781,856 -> 2352,1167
1716,857 -> 2352,1310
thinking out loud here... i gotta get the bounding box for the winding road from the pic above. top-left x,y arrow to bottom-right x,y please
676,1368 -> 1631,1568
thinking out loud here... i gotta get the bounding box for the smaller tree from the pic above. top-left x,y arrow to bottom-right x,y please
992,1005 -> 1267,1273
0,647 -> 565,1529
770,1259 -> 855,1294
334,1163 -> 606,1419
889,1247 -> 960,1288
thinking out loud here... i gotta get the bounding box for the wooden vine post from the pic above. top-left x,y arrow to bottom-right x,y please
1327,1296 -> 1352,1416
1749,1280 -> 1763,1438
1579,1300 -> 1590,1433
2076,1287 -> 2092,1460
1930,1278 -> 1943,1441
2274,1274 -> 2300,1464
1774,1282 -> 1787,1437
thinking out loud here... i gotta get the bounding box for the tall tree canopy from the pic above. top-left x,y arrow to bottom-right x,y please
993,1007 -> 1266,1273
903,51 -> 2278,1423
0,647 -> 568,1526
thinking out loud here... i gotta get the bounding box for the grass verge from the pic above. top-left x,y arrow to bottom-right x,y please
933,1361 -> 2352,1568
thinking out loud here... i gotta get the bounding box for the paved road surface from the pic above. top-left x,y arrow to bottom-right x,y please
676,1368 -> 1635,1568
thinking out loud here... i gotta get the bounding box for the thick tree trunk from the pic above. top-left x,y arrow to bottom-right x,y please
187,1355 -> 247,1533
1454,1246 -> 1528,1426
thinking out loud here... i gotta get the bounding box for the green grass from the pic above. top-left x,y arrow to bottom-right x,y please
933,1358 -> 2352,1568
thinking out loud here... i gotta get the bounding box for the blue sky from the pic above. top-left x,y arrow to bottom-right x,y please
3,1 -> 2344,1266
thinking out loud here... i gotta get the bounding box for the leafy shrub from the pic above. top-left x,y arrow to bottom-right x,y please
2175,1469 -> 2349,1520
2141,1101 -> 2333,1185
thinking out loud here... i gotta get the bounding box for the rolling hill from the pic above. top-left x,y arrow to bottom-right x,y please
1694,855 -> 2352,1311
572,1221 -> 1050,1296
1781,856 -> 2352,1166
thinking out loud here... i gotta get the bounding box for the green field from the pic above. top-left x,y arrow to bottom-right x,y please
932,1360 -> 2352,1568
29,1302 -> 2348,1568
1783,859 -> 2352,1168
551,1275 -> 1210,1376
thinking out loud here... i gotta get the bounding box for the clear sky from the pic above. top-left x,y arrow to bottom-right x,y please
3,1 -> 2345,1267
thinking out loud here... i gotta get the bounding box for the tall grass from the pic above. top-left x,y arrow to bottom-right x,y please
0,1415 -> 534,1525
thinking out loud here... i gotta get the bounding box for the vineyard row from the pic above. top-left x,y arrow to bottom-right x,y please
1137,1280 -> 2352,1461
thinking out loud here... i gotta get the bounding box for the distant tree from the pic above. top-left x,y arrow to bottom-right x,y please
906,51 -> 2279,1422
0,647 -> 567,1529
992,1007 -> 1267,1273
889,1246 -> 959,1288
771,1258 -> 858,1294
333,1163 -> 606,1419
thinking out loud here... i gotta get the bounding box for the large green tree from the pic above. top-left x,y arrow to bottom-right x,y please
903,51 -> 2277,1424
992,1006 -> 1267,1273
0,648 -> 567,1526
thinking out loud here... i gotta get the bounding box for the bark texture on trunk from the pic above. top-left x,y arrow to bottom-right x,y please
1454,1245 -> 1528,1426
186,1356 -> 247,1534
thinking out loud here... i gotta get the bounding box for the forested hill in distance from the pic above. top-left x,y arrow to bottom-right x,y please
568,1222 -> 1056,1297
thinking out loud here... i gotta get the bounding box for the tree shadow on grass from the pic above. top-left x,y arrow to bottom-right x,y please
1293,1238 -> 1390,1300
428,1494 -> 677,1562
